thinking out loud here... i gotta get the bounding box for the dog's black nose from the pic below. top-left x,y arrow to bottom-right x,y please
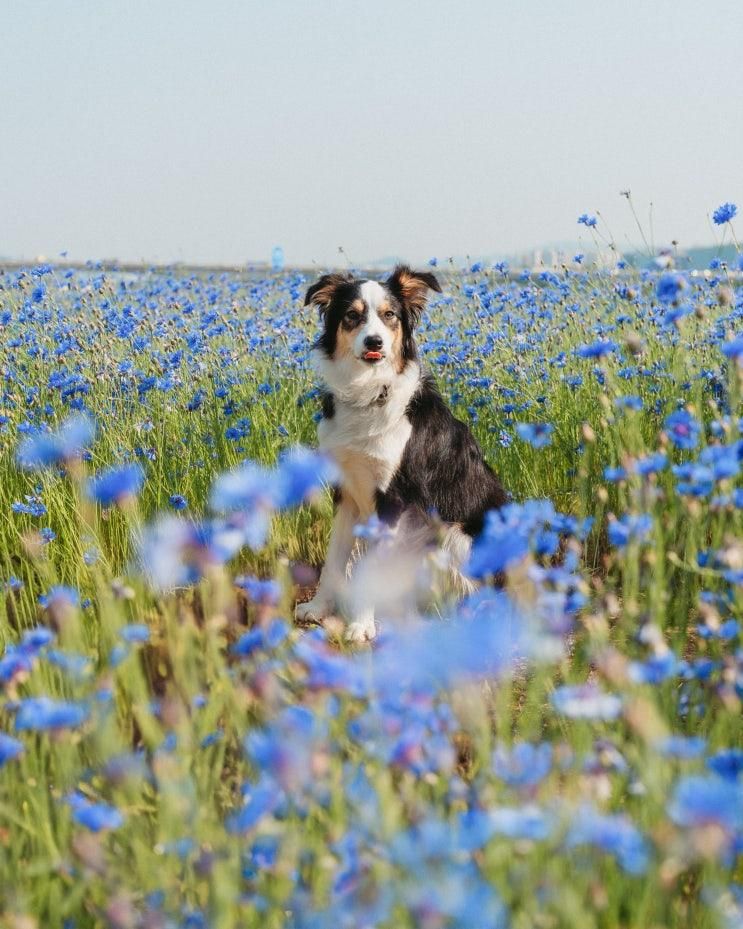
364,335 -> 383,350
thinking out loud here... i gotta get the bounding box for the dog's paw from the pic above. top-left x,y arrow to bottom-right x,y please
345,616 -> 377,645
295,595 -> 334,623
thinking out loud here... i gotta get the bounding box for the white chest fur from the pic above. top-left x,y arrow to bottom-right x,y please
314,357 -> 420,517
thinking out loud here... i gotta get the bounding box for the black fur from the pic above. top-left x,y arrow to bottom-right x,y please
375,373 -> 507,536
321,392 -> 335,420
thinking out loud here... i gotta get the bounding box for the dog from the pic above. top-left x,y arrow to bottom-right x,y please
296,265 -> 507,642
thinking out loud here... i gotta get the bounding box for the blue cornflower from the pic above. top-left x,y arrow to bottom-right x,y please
492,741 -> 552,788
12,498 -> 47,517
707,749 -> 743,781
608,513 -> 653,548
39,585 -> 79,611
551,684 -> 622,720
721,336 -> 743,361
234,575 -> 282,605
662,303 -> 693,327
169,494 -> 188,510
15,697 -> 88,731
635,452 -> 667,476
615,395 -> 643,411
119,624 -> 150,644
274,447 -> 339,508
460,806 -> 553,844
0,733 -> 24,766
629,651 -> 679,684
576,340 -> 618,359
86,463 -> 144,507
578,213 -> 598,228
226,780 -> 281,834
210,461 -> 275,513
516,422 -> 554,448
712,202 -> 738,225
68,795 -> 124,832
664,410 -> 701,450
566,808 -> 649,874
668,775 -> 743,830
16,413 -> 95,470
656,735 -> 706,759
655,272 -> 686,304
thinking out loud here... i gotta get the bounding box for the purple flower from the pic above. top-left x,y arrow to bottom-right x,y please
86,463 -> 144,507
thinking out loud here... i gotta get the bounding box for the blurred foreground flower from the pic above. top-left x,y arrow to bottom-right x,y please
551,684 -> 622,720
15,697 -> 88,731
16,413 -> 95,470
87,463 -> 144,507
68,793 -> 125,832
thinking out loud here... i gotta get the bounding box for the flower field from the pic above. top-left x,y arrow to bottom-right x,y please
2,217 -> 743,927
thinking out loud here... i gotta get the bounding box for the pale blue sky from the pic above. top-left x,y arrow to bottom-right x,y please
2,0 -> 742,266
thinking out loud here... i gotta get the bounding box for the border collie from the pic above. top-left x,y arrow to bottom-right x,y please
296,265 -> 507,642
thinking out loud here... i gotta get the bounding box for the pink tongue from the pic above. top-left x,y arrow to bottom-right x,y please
364,351 -> 382,360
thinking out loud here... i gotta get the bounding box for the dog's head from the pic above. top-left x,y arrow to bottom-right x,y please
305,265 -> 441,371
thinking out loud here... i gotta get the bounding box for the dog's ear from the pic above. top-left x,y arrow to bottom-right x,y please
304,273 -> 353,314
386,265 -> 441,324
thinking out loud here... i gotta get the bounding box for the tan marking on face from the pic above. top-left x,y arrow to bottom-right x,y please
334,324 -> 357,359
390,322 -> 404,373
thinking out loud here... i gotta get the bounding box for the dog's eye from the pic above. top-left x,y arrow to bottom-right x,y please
384,311 -> 396,320
345,312 -> 360,323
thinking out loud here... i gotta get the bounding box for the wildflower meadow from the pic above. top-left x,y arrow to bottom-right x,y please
2,207 -> 743,928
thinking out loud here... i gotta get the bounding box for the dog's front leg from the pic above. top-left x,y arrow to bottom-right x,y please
296,495 -> 358,623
